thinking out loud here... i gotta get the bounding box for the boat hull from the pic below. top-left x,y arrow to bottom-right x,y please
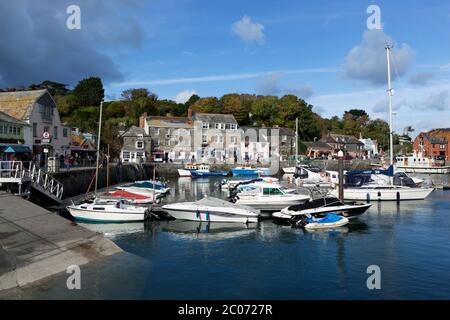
191,171 -> 228,177
67,206 -> 147,223
178,169 -> 192,177
163,209 -> 258,223
232,169 -> 259,176
330,187 -> 434,201
235,197 -> 309,211
395,165 -> 450,174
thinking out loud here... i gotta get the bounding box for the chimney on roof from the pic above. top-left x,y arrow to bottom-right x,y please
139,112 -> 147,128
188,107 -> 193,120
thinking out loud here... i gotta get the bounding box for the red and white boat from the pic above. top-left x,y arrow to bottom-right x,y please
100,190 -> 154,204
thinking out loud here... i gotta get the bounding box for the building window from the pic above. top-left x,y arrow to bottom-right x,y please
202,135 -> 208,144
202,122 -> 209,129
54,126 -> 58,139
17,127 -> 21,135
33,123 -> 37,137
137,134 -> 143,140
136,141 -> 144,149
282,135 -> 287,141
231,136 -> 237,144
154,139 -> 160,146
122,151 -> 131,161
43,126 -> 49,133
218,136 -> 223,143
230,124 -> 237,130
155,128 -> 160,135
0,125 -> 3,134
63,128 -> 68,137
215,123 -> 225,130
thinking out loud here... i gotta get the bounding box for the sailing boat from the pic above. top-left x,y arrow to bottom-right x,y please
67,102 -> 149,222
331,46 -> 434,201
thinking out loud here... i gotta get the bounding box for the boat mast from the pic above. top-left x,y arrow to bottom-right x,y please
94,100 -> 103,194
385,45 -> 394,166
295,117 -> 299,163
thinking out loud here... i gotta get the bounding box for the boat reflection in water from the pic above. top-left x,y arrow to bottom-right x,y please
161,220 -> 258,241
77,222 -> 145,239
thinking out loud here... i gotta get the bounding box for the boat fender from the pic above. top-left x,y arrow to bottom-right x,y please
196,210 -> 200,219
206,211 -> 210,221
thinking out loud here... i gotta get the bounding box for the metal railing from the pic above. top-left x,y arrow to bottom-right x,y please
28,163 -> 64,199
0,161 -> 26,180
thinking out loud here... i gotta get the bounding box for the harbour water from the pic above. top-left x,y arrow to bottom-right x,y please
5,175 -> 450,299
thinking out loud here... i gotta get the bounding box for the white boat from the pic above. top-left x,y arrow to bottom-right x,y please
177,164 -> 198,177
329,185 -> 434,201
67,198 -> 149,223
395,152 -> 450,174
115,186 -> 164,200
294,165 -> 333,188
162,196 -> 260,223
282,167 -> 296,174
230,182 -> 310,210
273,196 -> 371,220
220,177 -> 279,190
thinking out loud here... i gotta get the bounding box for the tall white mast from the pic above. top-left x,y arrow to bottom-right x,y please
295,117 -> 299,163
385,45 -> 394,166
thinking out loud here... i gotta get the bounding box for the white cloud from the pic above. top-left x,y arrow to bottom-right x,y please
231,15 -> 265,44
310,80 -> 450,134
440,63 -> 450,71
112,67 -> 338,87
174,89 -> 197,104
344,30 -> 414,85
422,91 -> 449,111
182,50 -> 196,57
408,72 -> 434,86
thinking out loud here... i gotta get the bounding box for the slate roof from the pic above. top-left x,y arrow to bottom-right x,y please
146,116 -> 193,128
121,125 -> 148,137
193,113 -> 238,125
0,111 -> 29,126
0,90 -> 48,121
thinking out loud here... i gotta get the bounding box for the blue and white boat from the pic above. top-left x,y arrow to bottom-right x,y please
231,166 -> 269,176
190,164 -> 228,177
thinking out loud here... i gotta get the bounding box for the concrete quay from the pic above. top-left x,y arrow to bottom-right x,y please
0,191 -> 122,291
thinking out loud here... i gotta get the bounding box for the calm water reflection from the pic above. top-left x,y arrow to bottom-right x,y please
12,175 -> 450,299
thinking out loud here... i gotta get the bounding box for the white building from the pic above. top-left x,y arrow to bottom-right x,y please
0,90 -> 71,164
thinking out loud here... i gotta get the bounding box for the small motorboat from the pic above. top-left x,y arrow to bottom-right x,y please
219,177 -> 279,189
124,180 -> 171,195
190,164 -> 228,177
178,164 -> 198,177
302,213 -> 349,230
115,186 -> 166,199
282,167 -> 296,174
67,198 -> 149,223
162,196 -> 260,223
272,196 -> 371,220
229,182 -> 310,211
231,166 -> 268,176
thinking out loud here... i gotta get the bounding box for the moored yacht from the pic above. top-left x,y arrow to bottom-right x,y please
67,198 -> 149,223
273,196 -> 371,220
162,196 -> 260,223
230,182 -> 310,210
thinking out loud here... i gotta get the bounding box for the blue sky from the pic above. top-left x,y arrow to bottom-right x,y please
1,0 -> 449,136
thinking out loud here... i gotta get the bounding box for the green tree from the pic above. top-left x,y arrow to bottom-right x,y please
185,94 -> 200,108
29,80 -> 70,96
70,77 -> 105,108
251,96 -> 278,126
191,97 -> 221,113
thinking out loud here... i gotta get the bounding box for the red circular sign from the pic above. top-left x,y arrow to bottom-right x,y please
42,132 -> 51,139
